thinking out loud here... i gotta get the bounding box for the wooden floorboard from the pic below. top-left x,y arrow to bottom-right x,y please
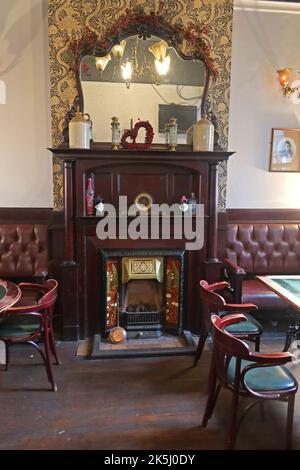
0,339 -> 299,450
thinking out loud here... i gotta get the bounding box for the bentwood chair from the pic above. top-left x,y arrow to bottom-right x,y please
0,279 -> 60,391
202,314 -> 298,449
194,280 -> 263,366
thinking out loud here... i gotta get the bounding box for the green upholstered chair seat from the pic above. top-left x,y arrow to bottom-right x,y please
222,313 -> 261,335
0,314 -> 41,338
228,358 -> 297,392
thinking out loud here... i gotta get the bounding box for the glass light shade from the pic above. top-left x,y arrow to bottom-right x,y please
0,80 -> 6,105
165,124 -> 170,145
121,61 -> 133,81
155,55 -> 171,76
95,53 -> 111,72
149,40 -> 168,61
169,125 -> 178,144
290,79 -> 300,104
112,40 -> 126,58
277,68 -> 292,87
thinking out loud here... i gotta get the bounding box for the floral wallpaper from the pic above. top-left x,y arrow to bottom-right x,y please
48,0 -> 233,210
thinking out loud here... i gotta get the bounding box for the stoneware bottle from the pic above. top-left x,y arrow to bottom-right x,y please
69,112 -> 90,149
192,114 -> 214,151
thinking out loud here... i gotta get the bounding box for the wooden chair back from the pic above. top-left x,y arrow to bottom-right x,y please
210,314 -> 250,386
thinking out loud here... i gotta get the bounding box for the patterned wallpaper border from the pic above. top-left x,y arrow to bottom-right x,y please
48,0 -> 233,210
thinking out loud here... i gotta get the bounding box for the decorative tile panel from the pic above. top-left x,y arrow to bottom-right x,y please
165,257 -> 181,328
106,259 -> 119,328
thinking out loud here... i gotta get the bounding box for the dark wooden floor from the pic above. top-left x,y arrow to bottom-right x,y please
0,339 -> 299,450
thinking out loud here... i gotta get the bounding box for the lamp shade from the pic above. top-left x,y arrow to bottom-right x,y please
121,61 -> 132,81
290,79 -> 300,104
155,56 -> 171,76
95,53 -> 111,72
149,40 -> 168,62
277,68 -> 292,87
112,40 -> 126,58
0,80 -> 6,104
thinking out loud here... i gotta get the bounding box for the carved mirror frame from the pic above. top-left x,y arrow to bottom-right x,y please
65,11 -> 216,143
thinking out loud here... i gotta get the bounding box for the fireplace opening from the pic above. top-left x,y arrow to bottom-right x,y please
120,279 -> 164,338
119,257 -> 165,338
103,250 -> 185,342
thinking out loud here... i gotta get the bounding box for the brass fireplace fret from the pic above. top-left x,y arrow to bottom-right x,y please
122,257 -> 164,284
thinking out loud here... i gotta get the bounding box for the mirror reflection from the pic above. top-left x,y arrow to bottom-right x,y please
80,35 -> 205,144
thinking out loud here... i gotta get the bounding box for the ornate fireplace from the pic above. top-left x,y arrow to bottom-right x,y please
48,9 -> 234,348
50,146 -> 233,343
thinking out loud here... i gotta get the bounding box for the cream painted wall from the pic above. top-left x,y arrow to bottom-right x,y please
0,0 -> 52,208
227,0 -> 300,208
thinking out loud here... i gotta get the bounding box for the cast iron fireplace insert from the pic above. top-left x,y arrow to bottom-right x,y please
99,249 -> 187,339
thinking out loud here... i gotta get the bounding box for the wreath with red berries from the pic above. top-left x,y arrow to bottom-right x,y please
121,120 -> 154,151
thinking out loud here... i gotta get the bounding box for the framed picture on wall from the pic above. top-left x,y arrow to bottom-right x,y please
269,128 -> 300,172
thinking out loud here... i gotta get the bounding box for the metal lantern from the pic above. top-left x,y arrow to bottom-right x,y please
167,117 -> 178,151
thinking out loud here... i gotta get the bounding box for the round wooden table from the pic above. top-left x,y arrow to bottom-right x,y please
0,280 -> 21,313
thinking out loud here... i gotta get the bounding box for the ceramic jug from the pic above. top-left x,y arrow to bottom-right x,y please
69,112 -> 90,149
192,114 -> 214,151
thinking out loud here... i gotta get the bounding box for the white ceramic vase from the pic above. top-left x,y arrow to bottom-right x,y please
192,114 -> 214,151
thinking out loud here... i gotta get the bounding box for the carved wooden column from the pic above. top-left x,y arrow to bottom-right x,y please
208,161 -> 219,262
64,161 -> 75,262
60,159 -> 79,341
204,161 -> 223,282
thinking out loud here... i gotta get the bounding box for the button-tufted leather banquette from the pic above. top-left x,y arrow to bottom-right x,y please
224,223 -> 300,310
226,224 -> 300,274
0,225 -> 48,279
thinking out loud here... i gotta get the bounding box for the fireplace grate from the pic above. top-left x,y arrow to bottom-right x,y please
120,310 -> 163,325
119,309 -> 164,338
121,310 -> 162,325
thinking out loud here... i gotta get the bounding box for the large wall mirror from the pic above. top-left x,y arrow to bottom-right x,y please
66,12 -> 215,145
80,35 -> 206,144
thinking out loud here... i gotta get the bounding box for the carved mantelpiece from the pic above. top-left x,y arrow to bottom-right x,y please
50,146 -> 233,340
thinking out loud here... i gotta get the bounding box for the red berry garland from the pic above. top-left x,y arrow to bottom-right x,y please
121,120 -> 154,151
68,10 -> 217,78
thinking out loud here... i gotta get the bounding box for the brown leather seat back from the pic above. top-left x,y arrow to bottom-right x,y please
226,223 -> 300,275
0,224 -> 48,278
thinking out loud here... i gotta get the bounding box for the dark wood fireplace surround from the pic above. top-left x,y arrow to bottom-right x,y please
50,145 -> 233,341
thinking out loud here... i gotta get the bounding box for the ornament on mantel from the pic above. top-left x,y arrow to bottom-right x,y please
111,116 -> 121,150
121,119 -> 154,151
192,114 -> 214,151
69,112 -> 90,149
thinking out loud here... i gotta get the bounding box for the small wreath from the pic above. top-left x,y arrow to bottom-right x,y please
121,120 -> 154,151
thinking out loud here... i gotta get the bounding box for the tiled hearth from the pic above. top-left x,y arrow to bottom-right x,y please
90,332 -> 196,359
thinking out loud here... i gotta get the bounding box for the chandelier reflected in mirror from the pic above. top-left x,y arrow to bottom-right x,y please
94,37 -> 171,88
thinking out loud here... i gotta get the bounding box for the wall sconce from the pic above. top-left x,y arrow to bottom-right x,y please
95,53 -> 111,73
277,68 -> 300,104
277,68 -> 294,95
